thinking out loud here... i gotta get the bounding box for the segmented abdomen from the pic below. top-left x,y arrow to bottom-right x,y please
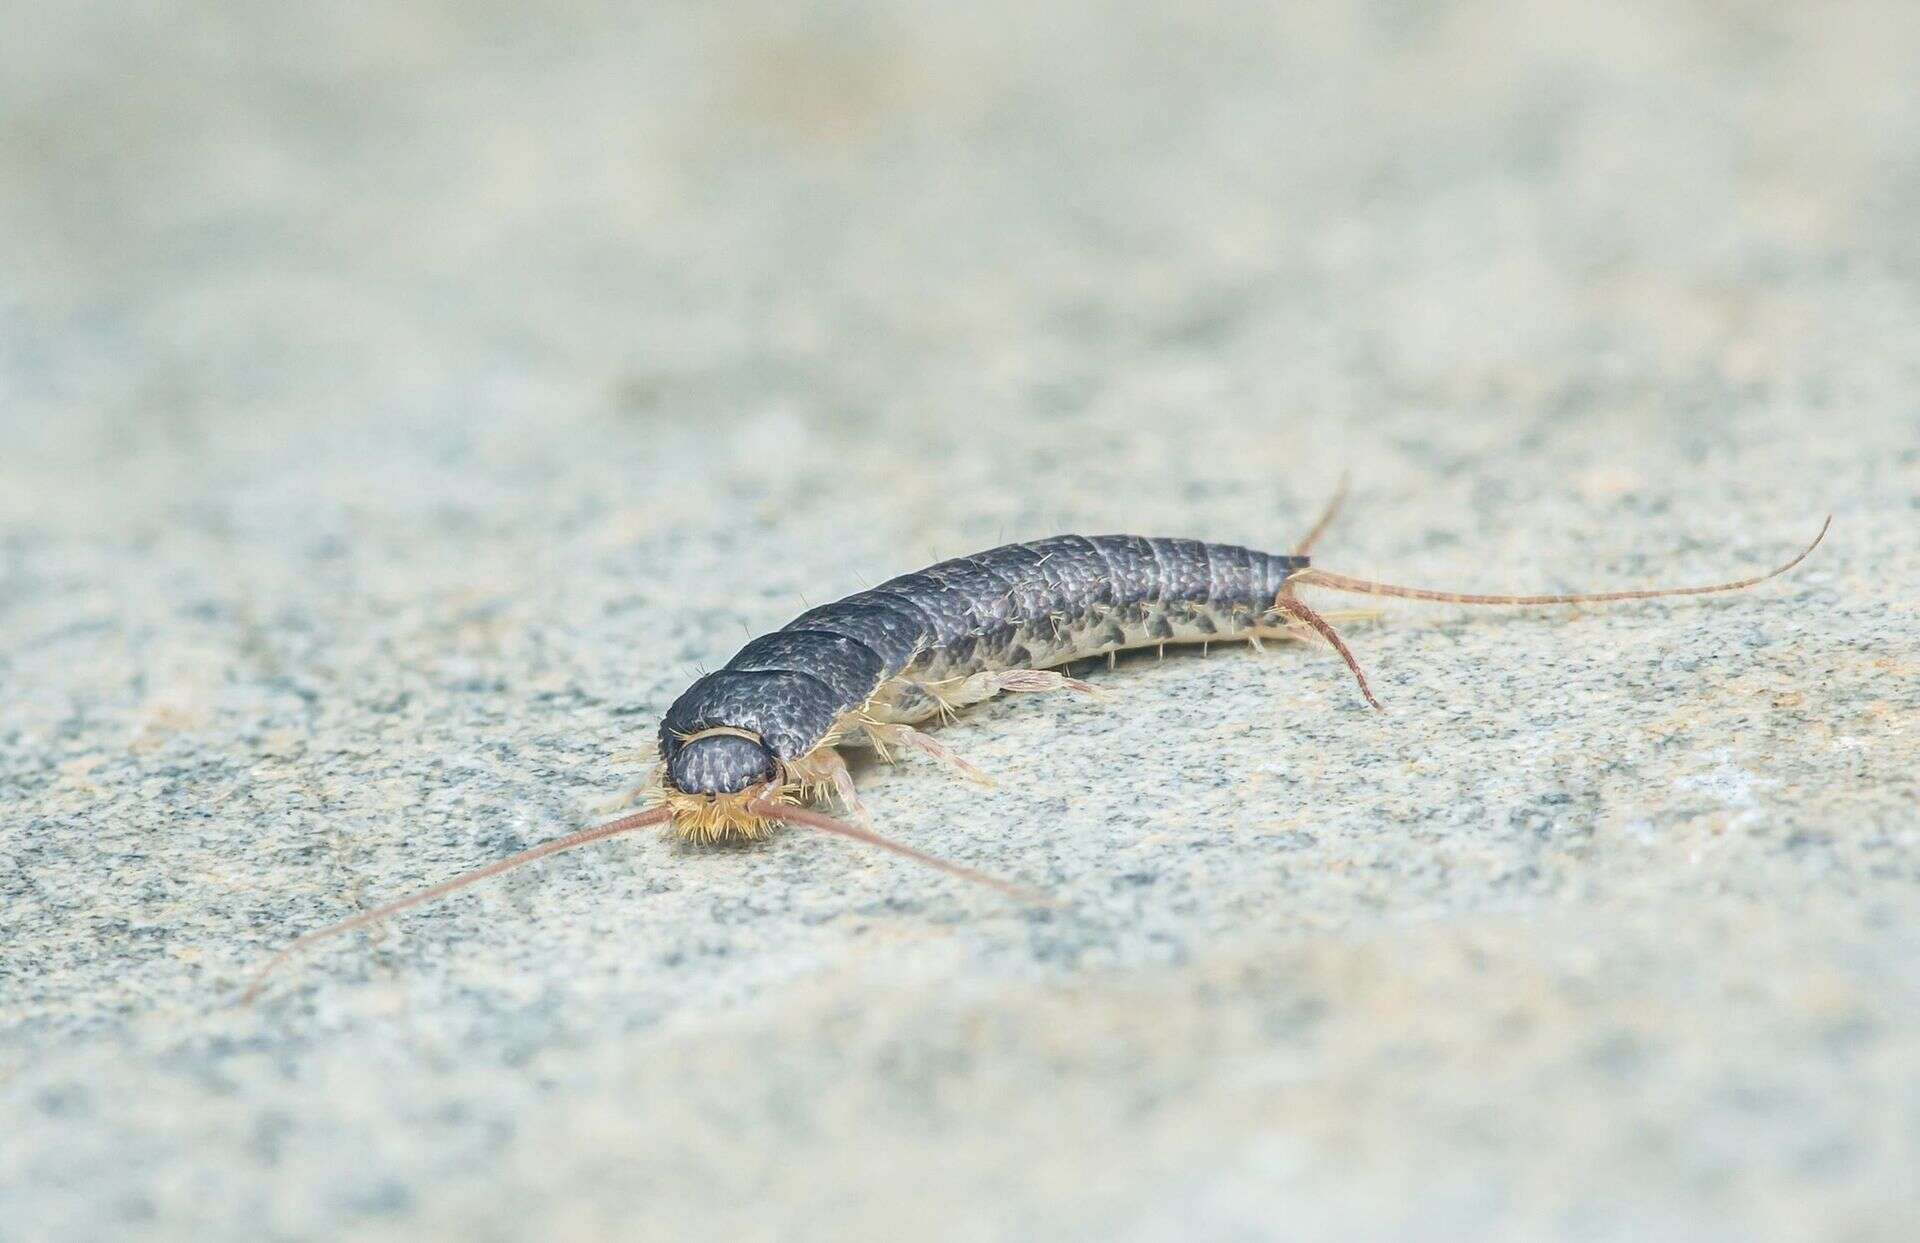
659,536 -> 1305,761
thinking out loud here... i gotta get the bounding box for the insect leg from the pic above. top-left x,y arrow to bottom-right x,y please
590,743 -> 662,813
786,745 -> 873,825
941,668 -> 1101,708
593,780 -> 658,815
864,721 -> 997,788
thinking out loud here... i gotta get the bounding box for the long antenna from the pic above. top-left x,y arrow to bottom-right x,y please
1291,516 -> 1829,607
241,806 -> 672,1002
747,798 -> 1055,906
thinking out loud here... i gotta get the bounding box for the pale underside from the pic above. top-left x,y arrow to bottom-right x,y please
867,595 -> 1282,723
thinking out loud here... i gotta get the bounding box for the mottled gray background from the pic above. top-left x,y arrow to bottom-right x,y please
3,2 -> 1917,1240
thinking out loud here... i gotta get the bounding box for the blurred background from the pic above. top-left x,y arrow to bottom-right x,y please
4,2 -> 1917,1240
6,1 -> 1916,545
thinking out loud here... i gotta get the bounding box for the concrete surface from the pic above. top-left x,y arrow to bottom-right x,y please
3,2 -> 1918,1239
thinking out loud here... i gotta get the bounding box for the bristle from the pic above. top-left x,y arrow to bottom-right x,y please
661,785 -> 794,842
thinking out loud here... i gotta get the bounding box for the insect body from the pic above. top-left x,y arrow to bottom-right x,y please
661,535 -> 1317,844
243,502 -> 1829,998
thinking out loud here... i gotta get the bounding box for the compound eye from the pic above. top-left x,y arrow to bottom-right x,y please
667,732 -> 776,795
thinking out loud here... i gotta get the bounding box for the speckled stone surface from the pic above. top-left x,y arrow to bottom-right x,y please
3,3 -> 1918,1240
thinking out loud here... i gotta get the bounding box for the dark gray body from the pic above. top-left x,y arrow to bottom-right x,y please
661,536 -> 1307,795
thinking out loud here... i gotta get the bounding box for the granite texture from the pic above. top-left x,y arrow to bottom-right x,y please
3,2 -> 1918,1240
